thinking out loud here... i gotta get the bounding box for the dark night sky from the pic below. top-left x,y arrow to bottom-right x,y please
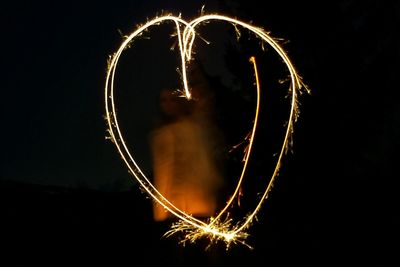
1,0 -> 399,265
1,0 -> 233,190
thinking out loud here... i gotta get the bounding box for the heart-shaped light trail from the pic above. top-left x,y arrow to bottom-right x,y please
105,14 -> 309,248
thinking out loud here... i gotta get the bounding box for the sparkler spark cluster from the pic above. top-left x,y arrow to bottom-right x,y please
104,13 -> 309,248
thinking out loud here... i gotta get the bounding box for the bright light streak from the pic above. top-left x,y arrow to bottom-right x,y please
104,13 -> 309,248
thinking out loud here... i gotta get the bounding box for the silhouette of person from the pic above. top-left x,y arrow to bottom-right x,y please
149,62 -> 226,266
150,87 -> 223,223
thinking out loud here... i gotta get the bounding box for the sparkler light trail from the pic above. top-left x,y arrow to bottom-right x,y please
104,13 -> 309,248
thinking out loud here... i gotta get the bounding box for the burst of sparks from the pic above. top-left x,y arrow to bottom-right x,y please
104,13 -> 309,248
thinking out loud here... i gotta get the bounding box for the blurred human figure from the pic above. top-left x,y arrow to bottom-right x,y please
150,87 -> 223,222
149,61 -> 226,266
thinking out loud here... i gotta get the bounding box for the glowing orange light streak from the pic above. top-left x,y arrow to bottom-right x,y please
104,13 -> 308,247
208,56 -> 260,227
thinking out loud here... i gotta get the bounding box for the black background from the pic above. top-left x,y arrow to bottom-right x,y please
1,1 -> 399,266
